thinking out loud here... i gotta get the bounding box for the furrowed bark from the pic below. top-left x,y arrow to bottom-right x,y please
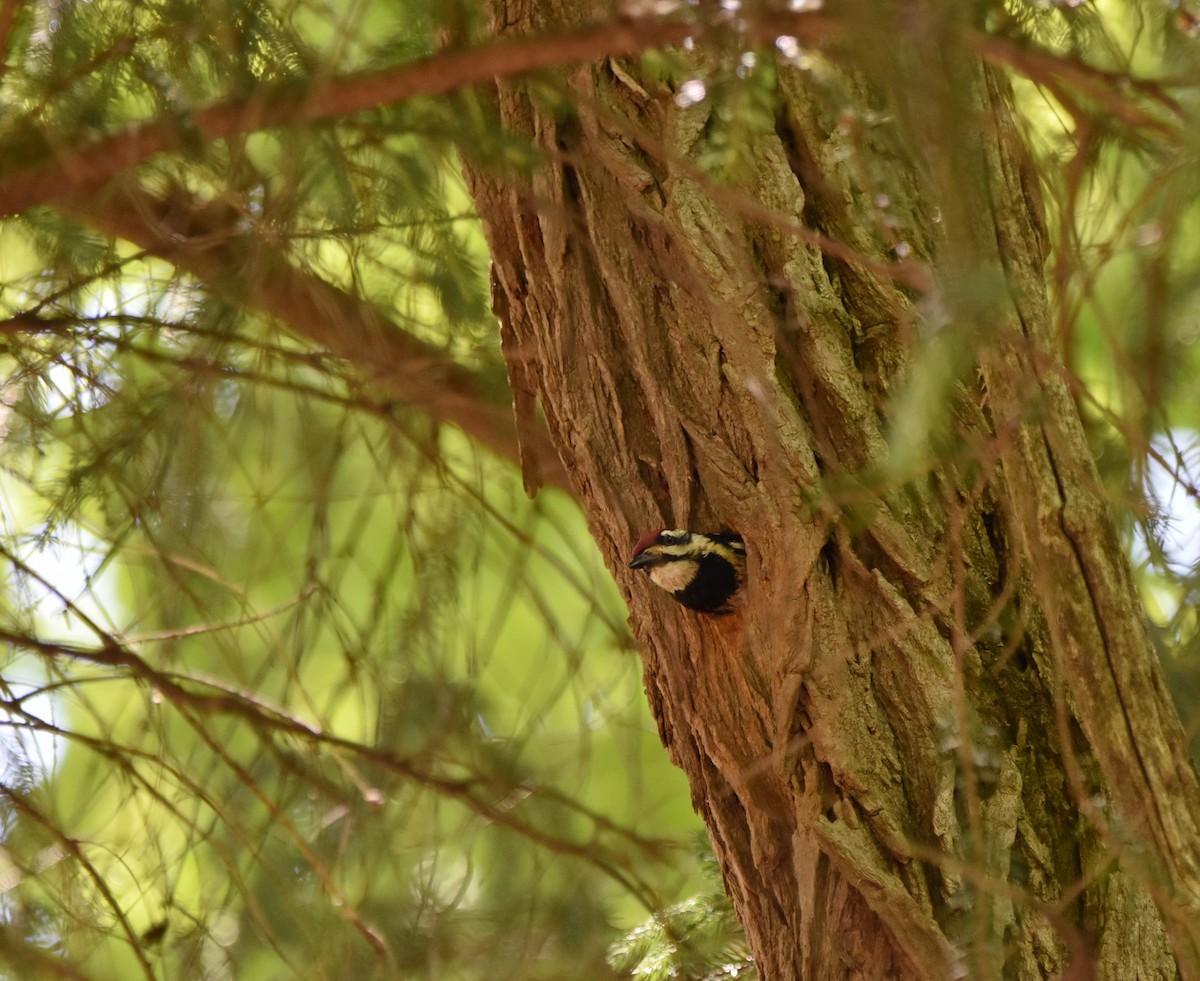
463,2 -> 1200,976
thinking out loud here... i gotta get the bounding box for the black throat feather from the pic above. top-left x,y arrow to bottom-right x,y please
673,550 -> 741,613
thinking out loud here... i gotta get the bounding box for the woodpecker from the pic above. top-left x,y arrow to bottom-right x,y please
628,529 -> 746,614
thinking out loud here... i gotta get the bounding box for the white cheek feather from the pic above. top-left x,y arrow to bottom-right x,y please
649,560 -> 698,593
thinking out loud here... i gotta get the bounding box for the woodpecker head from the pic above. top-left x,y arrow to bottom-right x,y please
628,529 -> 746,614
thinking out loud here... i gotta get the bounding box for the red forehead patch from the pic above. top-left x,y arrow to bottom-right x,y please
630,527 -> 666,558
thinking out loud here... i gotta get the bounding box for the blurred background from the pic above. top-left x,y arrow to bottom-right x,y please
0,0 -> 1198,978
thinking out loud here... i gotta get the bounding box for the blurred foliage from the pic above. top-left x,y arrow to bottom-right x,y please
0,0 -> 1198,978
1006,0 -> 1200,752
0,2 -> 704,978
607,838 -> 755,981
0,249 -> 700,978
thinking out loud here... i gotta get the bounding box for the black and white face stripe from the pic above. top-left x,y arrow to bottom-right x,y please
628,529 -> 746,613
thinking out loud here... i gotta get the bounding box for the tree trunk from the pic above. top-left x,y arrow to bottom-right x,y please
462,3 -> 1200,977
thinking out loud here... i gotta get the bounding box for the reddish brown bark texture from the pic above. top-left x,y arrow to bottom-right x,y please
463,3 -> 1200,978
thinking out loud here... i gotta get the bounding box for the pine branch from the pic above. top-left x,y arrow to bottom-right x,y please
0,10 -> 831,217
64,183 -> 571,490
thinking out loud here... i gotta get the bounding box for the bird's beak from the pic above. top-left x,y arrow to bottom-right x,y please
628,551 -> 657,570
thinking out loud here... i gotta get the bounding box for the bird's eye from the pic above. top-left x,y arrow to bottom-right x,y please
660,531 -> 688,545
